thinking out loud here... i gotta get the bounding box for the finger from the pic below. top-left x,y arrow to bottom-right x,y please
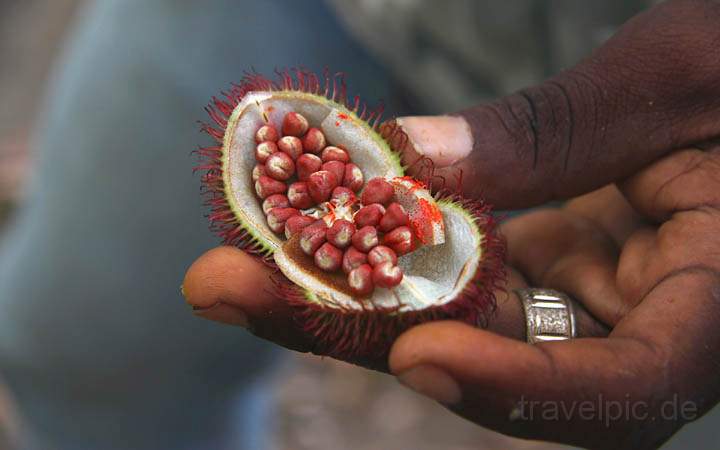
612,265 -> 720,416
389,241 -> 720,448
183,246 -> 313,353
619,147 -> 720,222
182,247 -> 532,367
564,184 -> 647,247
502,208 -> 624,326
382,0 -> 720,209
608,268 -> 720,444
614,147 -> 720,302
483,267 -> 528,341
389,322 -> 661,448
390,269 -> 720,448
480,267 -> 594,342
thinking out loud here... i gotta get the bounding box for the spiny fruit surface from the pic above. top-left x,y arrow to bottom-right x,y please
197,69 -> 505,358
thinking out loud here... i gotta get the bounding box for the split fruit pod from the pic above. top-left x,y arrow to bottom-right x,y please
196,69 -> 505,358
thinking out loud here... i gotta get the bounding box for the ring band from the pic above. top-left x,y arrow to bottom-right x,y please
515,288 -> 577,344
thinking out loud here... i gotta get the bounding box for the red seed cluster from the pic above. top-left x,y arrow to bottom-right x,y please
253,111 -> 417,296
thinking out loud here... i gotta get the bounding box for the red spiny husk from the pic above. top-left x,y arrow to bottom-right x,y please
197,69 -> 506,360
278,194 -> 506,360
196,69 -> 386,264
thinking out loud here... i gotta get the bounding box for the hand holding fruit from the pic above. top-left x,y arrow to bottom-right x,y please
185,2 -> 720,448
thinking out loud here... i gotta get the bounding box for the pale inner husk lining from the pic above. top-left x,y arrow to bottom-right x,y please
275,202 -> 482,313
223,91 -> 402,253
224,91 -> 477,313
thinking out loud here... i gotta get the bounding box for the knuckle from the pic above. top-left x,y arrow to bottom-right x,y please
694,153 -> 720,207
487,94 -> 539,165
620,0 -> 720,100
530,73 -> 607,197
656,212 -> 720,268
489,81 -> 583,193
629,149 -> 720,220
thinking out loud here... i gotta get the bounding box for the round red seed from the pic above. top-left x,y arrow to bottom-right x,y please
299,220 -> 328,256
354,203 -> 386,228
287,182 -> 314,209
321,146 -> 350,163
285,215 -> 315,239
296,153 -> 322,181
342,163 -> 364,192
255,175 -> 287,199
372,261 -> 403,289
382,225 -> 415,255
379,202 -> 410,232
342,247 -> 368,274
322,161 -> 345,185
255,141 -> 277,163
266,207 -> 299,234
326,219 -> 356,249
282,112 -> 309,137
330,186 -> 356,206
252,164 -> 267,182
277,136 -> 303,160
255,124 -> 279,143
307,170 -> 339,204
368,245 -> 398,267
314,242 -> 342,272
361,177 -> 394,206
348,264 -> 374,296
352,225 -> 379,252
265,152 -> 295,181
262,194 -> 289,214
302,127 -> 326,154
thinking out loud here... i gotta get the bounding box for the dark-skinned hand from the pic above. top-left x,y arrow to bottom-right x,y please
183,1 -> 720,448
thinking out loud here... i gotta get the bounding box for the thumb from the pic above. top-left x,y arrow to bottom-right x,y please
388,322 -> 668,448
382,0 -> 720,209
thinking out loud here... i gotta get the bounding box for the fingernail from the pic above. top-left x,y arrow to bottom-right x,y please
397,364 -> 462,406
192,302 -> 249,328
396,116 -> 473,167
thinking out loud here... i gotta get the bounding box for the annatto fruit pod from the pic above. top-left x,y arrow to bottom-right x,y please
196,69 -> 505,359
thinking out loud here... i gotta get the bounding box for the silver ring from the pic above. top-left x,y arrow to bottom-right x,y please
515,288 -> 577,344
